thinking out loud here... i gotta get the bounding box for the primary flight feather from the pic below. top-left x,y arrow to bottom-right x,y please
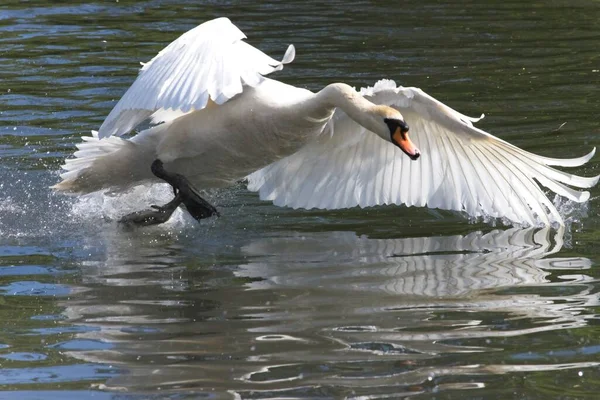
54,17 -> 599,227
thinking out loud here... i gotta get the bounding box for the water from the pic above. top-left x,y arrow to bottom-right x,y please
1,1 -> 599,398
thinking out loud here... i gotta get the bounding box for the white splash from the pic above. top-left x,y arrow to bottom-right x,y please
69,183 -> 191,229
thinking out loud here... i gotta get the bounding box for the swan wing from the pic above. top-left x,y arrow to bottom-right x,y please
247,80 -> 598,226
98,17 -> 295,138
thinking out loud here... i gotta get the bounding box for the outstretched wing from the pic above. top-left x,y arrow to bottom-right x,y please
98,17 -> 295,138
247,80 -> 598,226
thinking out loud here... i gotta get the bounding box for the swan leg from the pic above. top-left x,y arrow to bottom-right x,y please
118,160 -> 219,227
151,159 -> 220,220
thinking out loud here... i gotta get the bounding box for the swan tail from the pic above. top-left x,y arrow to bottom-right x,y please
52,130 -> 154,194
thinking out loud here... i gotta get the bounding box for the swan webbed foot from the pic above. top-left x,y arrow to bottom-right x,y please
118,194 -> 182,227
118,160 -> 219,227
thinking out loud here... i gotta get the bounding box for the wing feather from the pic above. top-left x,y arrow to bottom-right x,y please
328,141 -> 350,208
382,135 -> 394,204
365,133 -> 378,206
470,144 -> 514,218
484,145 -> 537,224
445,135 -> 479,214
339,134 -> 361,208
455,140 -> 500,217
437,132 -> 461,211
416,117 -> 433,207
98,18 -> 295,138
486,144 -> 553,224
247,80 -> 599,226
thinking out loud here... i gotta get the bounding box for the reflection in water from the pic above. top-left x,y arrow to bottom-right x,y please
240,227 -> 571,296
57,227 -> 597,397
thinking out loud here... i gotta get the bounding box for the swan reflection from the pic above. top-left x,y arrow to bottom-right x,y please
59,227 -> 597,395
237,227 -> 588,297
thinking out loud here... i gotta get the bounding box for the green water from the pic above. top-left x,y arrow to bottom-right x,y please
0,1 -> 599,398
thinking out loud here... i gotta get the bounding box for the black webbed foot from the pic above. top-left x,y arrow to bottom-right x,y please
118,193 -> 182,227
118,160 -> 219,227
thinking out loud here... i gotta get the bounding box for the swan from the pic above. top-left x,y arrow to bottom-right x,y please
54,17 -> 599,227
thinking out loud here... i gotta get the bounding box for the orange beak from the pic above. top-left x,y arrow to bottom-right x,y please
392,127 -> 420,160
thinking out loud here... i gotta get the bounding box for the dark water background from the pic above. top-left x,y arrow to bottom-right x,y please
1,1 -> 600,398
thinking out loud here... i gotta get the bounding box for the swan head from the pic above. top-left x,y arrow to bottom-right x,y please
373,107 -> 420,160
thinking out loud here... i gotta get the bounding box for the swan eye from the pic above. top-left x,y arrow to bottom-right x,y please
384,118 -> 409,136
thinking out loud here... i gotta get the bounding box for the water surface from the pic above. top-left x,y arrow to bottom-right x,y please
1,1 -> 600,398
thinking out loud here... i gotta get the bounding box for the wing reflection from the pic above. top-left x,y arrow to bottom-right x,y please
238,227 -> 589,297
58,227 -> 597,396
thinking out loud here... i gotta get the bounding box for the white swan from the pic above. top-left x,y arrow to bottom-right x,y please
54,17 -> 598,226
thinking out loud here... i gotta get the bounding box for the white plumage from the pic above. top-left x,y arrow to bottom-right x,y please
248,81 -> 597,225
55,17 -> 599,226
98,18 -> 295,138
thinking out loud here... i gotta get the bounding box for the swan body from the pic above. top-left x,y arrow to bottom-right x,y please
139,79 -> 324,188
54,17 -> 599,226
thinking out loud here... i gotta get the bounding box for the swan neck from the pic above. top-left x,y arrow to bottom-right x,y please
316,83 -> 376,128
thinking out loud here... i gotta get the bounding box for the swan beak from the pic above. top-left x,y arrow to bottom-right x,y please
392,127 -> 420,160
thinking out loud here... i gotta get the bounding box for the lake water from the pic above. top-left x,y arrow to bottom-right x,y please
1,1 -> 600,399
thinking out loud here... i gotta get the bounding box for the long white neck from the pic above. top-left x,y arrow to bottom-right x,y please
310,83 -> 384,136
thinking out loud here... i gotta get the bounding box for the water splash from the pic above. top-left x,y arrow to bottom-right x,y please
69,182 -> 190,229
